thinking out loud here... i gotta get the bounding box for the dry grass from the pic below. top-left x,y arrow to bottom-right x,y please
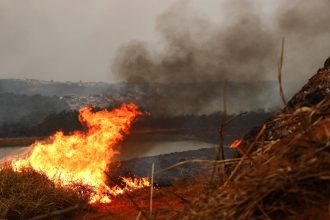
178,80 -> 330,219
181,130 -> 329,219
0,165 -> 91,219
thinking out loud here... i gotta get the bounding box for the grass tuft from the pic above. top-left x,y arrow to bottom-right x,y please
0,165 -> 91,219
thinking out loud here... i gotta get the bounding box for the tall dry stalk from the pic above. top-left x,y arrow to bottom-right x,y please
135,211 -> 142,220
149,162 -> 154,218
209,81 -> 227,186
278,37 -> 287,106
218,81 -> 227,179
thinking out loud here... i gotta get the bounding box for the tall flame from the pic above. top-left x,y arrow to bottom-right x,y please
11,103 -> 149,203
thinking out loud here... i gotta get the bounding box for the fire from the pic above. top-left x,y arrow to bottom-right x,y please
11,103 -> 149,203
230,139 -> 242,148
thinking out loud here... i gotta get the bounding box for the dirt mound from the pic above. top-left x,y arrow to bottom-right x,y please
179,63 -> 330,219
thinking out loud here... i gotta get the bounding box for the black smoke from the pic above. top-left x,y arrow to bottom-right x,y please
111,0 -> 330,115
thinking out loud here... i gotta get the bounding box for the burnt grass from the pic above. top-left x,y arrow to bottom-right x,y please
107,147 -> 236,187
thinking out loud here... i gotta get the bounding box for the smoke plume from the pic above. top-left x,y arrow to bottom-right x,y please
111,0 -> 330,115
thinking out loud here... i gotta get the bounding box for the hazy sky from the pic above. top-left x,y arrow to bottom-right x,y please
0,0 -> 329,82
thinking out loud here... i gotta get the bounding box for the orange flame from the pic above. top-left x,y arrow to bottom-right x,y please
230,139 -> 242,148
11,103 -> 149,203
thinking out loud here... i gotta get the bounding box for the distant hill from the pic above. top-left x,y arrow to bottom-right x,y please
0,79 -> 110,96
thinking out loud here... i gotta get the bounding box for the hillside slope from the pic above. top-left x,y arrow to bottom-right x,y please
180,63 -> 330,219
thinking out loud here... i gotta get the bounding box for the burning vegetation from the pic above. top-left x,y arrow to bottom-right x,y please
0,103 -> 151,219
11,103 -> 149,204
1,1 -> 330,219
1,67 -> 330,219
